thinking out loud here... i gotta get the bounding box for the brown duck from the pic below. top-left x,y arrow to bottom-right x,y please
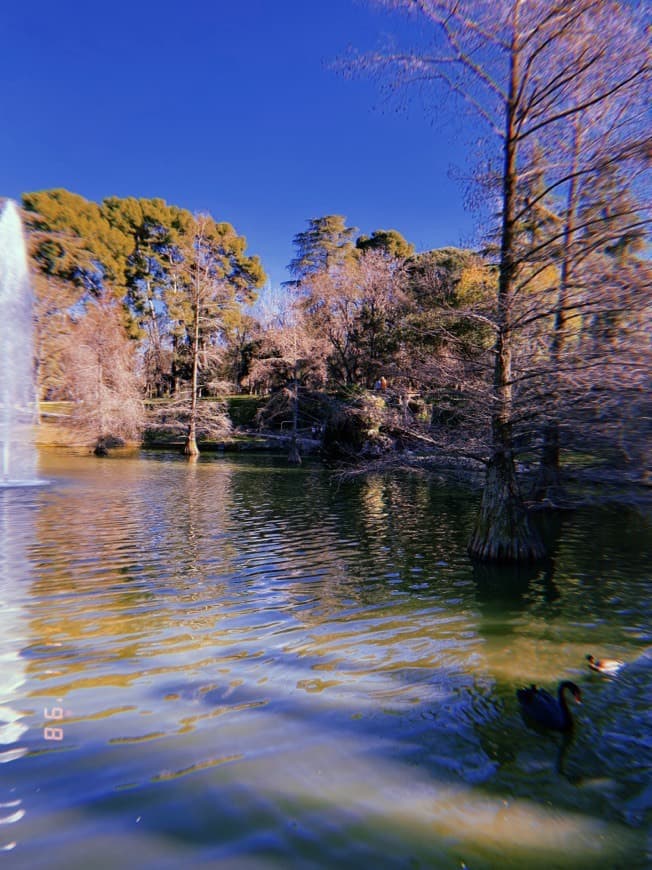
586,654 -> 623,675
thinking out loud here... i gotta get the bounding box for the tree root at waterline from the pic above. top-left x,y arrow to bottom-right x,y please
468,459 -> 547,562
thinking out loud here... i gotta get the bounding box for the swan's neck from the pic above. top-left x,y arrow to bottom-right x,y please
557,684 -> 573,726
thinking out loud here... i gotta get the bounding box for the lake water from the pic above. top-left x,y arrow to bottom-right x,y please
1,451 -> 651,868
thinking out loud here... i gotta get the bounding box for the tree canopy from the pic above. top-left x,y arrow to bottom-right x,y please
23,189 -> 266,404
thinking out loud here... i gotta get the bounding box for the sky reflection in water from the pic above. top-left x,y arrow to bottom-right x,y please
1,451 -> 650,868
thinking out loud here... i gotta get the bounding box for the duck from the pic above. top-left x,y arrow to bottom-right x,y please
516,680 -> 582,732
586,654 -> 623,675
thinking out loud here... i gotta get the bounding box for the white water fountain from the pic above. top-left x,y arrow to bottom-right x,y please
0,200 -> 40,486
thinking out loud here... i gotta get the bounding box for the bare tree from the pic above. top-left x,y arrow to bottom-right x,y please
64,302 -> 144,454
352,0 -> 650,560
146,389 -> 232,446
168,214 -> 263,456
300,249 -> 409,388
250,286 -> 328,464
513,42 -> 651,499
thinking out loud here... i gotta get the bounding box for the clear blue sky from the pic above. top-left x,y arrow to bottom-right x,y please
1,0 -> 477,286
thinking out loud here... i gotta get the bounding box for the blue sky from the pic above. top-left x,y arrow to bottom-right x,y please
1,0 -> 478,286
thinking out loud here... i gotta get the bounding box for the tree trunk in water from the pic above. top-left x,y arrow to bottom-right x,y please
468,28 -> 545,562
469,428 -> 546,561
288,360 -> 301,465
183,420 -> 199,457
288,434 -> 302,466
534,420 -> 563,502
184,291 -> 201,458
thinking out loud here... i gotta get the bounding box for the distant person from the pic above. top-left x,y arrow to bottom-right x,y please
374,379 -> 382,391
379,376 -> 387,391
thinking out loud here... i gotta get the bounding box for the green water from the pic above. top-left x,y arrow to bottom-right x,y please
1,451 -> 650,868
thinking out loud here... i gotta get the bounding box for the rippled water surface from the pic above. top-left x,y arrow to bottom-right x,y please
1,451 -> 651,868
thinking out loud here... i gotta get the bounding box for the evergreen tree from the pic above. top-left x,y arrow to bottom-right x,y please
356,228 -> 415,259
287,215 -> 357,283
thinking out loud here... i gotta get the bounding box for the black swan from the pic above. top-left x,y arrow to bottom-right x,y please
516,681 -> 582,732
586,654 -> 623,675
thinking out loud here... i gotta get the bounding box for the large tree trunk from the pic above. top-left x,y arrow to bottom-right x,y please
184,295 -> 200,457
183,419 -> 199,457
535,123 -> 580,502
288,434 -> 302,466
469,27 -> 545,562
288,360 -> 301,465
534,420 -> 563,501
469,420 -> 545,561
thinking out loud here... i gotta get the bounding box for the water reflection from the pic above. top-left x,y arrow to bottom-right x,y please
4,452 -> 651,868
0,491 -> 32,851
